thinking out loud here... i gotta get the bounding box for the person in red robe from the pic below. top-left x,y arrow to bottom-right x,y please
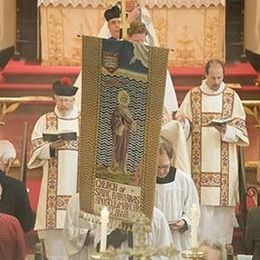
0,213 -> 27,260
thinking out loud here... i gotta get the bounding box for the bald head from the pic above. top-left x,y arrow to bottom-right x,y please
204,59 -> 224,91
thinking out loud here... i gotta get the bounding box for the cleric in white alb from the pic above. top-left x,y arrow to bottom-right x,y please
28,77 -> 80,259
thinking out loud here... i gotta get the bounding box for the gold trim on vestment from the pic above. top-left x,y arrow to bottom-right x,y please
46,113 -> 59,228
190,87 -> 233,206
45,112 -> 76,228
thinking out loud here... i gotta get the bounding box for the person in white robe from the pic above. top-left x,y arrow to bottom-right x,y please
98,0 -> 159,47
74,5 -> 121,111
126,20 -> 178,116
176,59 -> 249,248
155,139 -> 199,259
75,12 -> 178,114
64,193 -> 174,260
103,5 -> 121,40
28,77 -> 80,260
160,120 -> 190,174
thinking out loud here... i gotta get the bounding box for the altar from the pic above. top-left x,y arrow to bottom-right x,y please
38,0 -> 225,66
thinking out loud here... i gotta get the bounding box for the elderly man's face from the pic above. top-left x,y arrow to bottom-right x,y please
108,18 -> 120,39
157,153 -> 171,178
55,95 -> 75,115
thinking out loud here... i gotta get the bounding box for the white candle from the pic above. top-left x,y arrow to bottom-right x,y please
190,204 -> 199,249
100,206 -> 109,252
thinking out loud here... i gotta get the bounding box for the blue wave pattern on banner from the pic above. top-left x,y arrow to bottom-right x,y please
97,73 -> 148,174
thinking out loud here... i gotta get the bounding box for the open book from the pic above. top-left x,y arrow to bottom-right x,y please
43,131 -> 77,142
208,117 -> 233,125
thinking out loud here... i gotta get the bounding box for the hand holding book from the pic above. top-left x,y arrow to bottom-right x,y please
208,118 -> 233,133
50,139 -> 66,151
208,117 -> 233,126
43,131 -> 77,142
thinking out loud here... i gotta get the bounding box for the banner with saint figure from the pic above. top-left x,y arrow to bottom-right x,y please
79,36 -> 169,223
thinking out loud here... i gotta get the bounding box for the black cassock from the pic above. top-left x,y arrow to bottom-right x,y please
0,170 -> 34,232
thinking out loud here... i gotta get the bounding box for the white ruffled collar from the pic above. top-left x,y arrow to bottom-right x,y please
200,79 -> 225,95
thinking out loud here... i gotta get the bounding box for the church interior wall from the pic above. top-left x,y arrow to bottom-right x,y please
0,0 -> 16,51
0,0 -> 16,67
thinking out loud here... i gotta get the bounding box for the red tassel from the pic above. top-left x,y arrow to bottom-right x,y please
60,77 -> 72,86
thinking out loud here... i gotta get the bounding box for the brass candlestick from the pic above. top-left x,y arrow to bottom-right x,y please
91,211 -> 178,259
182,247 -> 205,259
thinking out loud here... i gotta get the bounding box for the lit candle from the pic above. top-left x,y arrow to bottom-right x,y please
190,204 -> 199,249
100,206 -> 109,252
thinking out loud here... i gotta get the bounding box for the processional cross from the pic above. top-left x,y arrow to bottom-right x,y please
121,0 -> 128,39
108,0 -> 140,39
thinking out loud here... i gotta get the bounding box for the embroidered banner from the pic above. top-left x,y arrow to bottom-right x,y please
79,36 -> 168,223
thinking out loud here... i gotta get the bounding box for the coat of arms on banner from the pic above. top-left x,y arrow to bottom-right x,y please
103,51 -> 119,73
79,36 -> 169,224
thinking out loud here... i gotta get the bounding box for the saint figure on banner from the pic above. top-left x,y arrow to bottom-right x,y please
109,90 -> 137,175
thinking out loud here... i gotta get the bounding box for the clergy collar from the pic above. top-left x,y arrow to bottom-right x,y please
54,105 -> 80,120
200,79 -> 225,96
156,166 -> 176,184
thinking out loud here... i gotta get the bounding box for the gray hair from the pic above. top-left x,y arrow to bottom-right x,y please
0,140 -> 16,164
159,139 -> 173,160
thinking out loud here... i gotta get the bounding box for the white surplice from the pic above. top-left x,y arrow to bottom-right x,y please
38,229 -> 69,259
155,168 -> 200,259
164,70 -> 178,113
63,193 -> 95,260
198,205 -> 238,246
160,120 -> 191,174
28,105 -> 80,230
64,193 -> 174,260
